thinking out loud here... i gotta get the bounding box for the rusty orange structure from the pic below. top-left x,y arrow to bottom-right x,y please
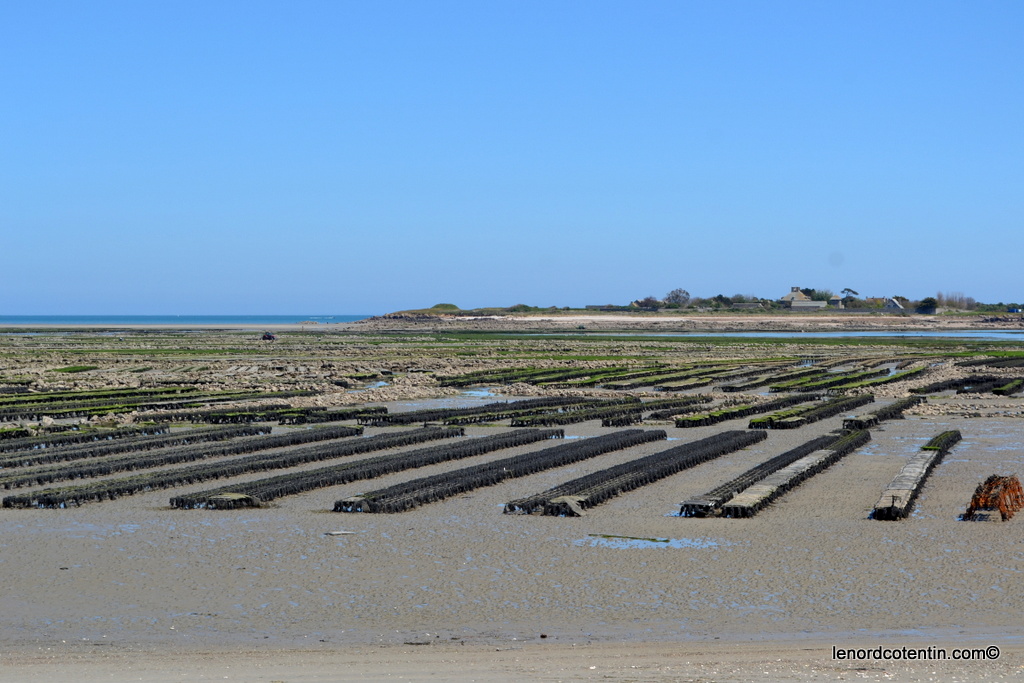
963,475 -> 1024,521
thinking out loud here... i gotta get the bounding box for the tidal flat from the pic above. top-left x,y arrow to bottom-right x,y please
1,317 -> 1022,681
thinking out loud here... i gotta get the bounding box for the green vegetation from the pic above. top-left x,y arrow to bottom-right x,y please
993,379 -> 1024,396
0,389 -> 315,422
747,394 -> 874,429
376,287 -> 1024,315
830,367 -> 927,391
49,365 -> 99,373
676,395 -> 814,428
916,297 -> 938,314
922,430 -> 963,452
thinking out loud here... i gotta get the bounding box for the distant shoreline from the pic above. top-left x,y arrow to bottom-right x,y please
0,314 -> 372,328
354,311 -> 1024,334
3,310 -> 1024,334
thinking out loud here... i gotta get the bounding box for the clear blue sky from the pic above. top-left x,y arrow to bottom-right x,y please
3,1 -> 1022,314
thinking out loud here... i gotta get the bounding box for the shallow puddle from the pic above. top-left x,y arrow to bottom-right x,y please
578,535 -> 727,549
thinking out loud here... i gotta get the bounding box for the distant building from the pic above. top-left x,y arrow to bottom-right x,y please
883,298 -> 905,311
864,297 -> 904,309
779,287 -> 827,310
828,295 -> 844,309
779,287 -> 809,306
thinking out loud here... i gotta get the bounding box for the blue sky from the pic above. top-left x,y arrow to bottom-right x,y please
2,1 -> 1022,314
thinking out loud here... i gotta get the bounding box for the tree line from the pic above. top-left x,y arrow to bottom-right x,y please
624,288 -> 1019,313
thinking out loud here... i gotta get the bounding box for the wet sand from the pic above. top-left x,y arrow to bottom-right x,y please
1,413 -> 1022,680
5,636 -> 1021,682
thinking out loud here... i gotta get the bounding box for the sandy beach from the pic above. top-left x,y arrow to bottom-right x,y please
1,317 -> 1022,680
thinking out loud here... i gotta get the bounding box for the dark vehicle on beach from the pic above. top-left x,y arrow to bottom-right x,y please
261,332 -> 276,341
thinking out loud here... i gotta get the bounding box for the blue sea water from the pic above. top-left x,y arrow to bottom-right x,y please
0,315 -> 372,326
